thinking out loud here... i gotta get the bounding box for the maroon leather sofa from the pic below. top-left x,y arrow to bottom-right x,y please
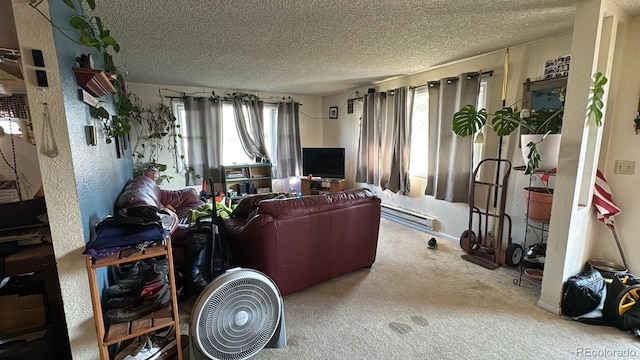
115,175 -> 205,247
224,188 -> 382,295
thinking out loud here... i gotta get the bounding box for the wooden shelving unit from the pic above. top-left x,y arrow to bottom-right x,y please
85,240 -> 182,359
300,177 -> 345,196
222,163 -> 272,205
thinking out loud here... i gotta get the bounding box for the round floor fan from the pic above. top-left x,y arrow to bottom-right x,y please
190,267 -> 286,360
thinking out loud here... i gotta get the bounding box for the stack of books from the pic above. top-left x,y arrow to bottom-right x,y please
72,67 -> 117,97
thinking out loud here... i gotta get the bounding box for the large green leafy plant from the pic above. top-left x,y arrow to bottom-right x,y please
452,72 -> 607,174
30,0 -> 133,143
29,0 -> 196,183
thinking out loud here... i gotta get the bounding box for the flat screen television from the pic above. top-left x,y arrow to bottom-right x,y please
302,147 -> 345,179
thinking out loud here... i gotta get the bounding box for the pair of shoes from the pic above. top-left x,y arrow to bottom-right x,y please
114,333 -> 174,360
105,282 -> 171,323
104,275 -> 168,309
105,277 -> 147,298
427,237 -> 437,250
148,256 -> 169,278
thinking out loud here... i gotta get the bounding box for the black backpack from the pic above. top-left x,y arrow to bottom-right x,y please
562,269 -> 607,318
603,273 -> 640,332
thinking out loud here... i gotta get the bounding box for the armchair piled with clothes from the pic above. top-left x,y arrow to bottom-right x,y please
112,175 -> 219,294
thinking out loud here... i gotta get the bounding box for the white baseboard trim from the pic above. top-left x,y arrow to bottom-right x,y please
537,299 -> 561,315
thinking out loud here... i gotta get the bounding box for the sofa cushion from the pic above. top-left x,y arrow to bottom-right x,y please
230,192 -> 291,217
258,188 -> 376,219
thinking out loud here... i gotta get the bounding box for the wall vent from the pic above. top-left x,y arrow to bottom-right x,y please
380,203 -> 435,232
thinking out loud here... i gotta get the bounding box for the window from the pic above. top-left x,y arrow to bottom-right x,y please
0,118 -> 22,135
409,87 -> 428,176
473,80 -> 488,172
221,104 -> 253,165
408,79 -> 488,178
172,100 -> 278,174
172,100 -> 187,172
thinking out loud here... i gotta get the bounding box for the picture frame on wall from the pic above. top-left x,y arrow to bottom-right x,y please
544,55 -> 570,79
329,106 -> 338,119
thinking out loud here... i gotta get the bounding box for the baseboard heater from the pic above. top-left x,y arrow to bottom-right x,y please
380,203 -> 435,232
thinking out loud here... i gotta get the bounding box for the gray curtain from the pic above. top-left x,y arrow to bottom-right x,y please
356,92 -> 386,186
356,87 -> 411,194
183,96 -> 223,185
231,95 -> 269,161
385,87 -> 413,194
275,101 -> 302,178
425,74 -> 481,202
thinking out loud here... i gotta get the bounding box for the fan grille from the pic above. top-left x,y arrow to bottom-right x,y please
195,275 -> 281,360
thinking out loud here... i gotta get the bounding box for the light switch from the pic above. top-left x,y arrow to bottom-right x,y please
614,160 -> 636,175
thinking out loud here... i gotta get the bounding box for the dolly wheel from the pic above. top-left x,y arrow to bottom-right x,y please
618,285 -> 640,316
505,243 -> 524,267
459,230 -> 477,252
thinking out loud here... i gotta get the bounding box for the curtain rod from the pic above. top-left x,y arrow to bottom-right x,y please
162,95 -> 302,106
411,70 -> 494,90
346,70 -> 494,100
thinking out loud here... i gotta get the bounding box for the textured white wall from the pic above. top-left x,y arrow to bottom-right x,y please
12,0 -> 136,358
11,1 -> 98,358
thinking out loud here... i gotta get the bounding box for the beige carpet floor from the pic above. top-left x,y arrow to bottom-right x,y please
179,218 -> 639,360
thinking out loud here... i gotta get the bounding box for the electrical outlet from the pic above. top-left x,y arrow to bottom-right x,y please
614,160 -> 636,175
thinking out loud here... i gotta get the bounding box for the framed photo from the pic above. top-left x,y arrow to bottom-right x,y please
544,55 -> 570,80
329,106 -> 338,119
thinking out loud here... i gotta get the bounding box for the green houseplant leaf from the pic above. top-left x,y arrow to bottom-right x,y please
587,71 -> 607,126
492,107 -> 524,136
451,72 -> 607,174
452,105 -> 487,137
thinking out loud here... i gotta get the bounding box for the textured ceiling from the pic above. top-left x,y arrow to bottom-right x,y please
4,1 -> 640,96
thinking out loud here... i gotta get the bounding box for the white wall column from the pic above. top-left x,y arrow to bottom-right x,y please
538,0 -> 626,314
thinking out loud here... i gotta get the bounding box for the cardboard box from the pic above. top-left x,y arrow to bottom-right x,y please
0,294 -> 46,336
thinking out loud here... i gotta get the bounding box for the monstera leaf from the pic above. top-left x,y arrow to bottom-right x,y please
452,105 -> 487,137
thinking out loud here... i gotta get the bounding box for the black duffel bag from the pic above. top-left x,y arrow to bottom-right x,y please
562,269 -> 607,318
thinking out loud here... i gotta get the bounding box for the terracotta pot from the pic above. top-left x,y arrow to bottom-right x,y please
523,187 -> 554,222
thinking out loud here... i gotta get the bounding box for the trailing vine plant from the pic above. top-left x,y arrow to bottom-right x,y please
29,0 -> 196,184
29,0 -> 133,144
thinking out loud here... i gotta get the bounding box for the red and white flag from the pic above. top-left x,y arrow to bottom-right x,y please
593,169 -> 621,227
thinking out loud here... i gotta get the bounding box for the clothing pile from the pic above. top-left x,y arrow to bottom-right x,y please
84,205 -> 177,259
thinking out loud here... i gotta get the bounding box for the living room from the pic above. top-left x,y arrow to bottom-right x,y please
2,0 -> 640,359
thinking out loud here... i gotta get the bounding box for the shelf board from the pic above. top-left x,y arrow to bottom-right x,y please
72,67 -> 117,97
89,242 -> 168,269
226,176 -> 271,182
104,305 -> 175,345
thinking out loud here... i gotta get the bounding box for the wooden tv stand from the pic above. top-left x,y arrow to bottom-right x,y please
300,178 -> 345,196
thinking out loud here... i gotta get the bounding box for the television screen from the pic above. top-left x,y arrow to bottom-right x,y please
302,147 -> 345,179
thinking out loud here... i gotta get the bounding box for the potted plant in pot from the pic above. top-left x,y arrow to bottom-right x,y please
452,72 -> 607,175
